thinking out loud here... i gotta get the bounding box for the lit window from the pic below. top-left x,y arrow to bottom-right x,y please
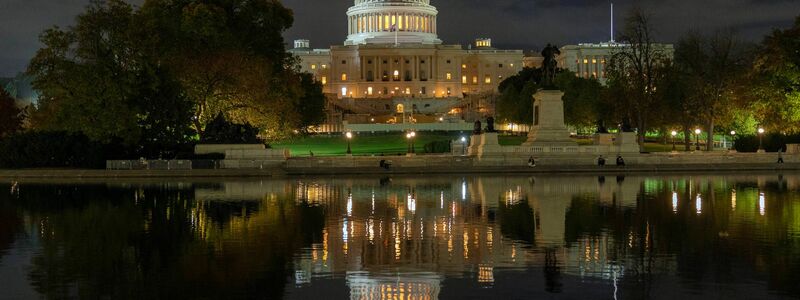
322,64 -> 327,69
472,76 -> 478,84
341,73 -> 347,81
367,86 -> 373,95
462,75 -> 467,84
592,59 -> 597,64
311,64 -> 317,70
510,63 -> 514,68
485,75 -> 491,84
583,59 -> 588,64
341,87 -> 347,96
462,64 -> 467,69
405,87 -> 411,94
321,76 -> 327,85
446,72 -> 452,80
397,104 -> 404,113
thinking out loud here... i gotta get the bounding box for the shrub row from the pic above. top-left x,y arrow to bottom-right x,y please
733,133 -> 795,152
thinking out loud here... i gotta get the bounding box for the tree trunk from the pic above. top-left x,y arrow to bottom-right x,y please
683,128 -> 691,151
637,115 -> 646,152
706,120 -> 715,151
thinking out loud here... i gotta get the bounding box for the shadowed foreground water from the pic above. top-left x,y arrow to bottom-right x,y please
1,174 -> 799,299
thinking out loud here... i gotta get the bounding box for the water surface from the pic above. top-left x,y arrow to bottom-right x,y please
1,174 -> 799,299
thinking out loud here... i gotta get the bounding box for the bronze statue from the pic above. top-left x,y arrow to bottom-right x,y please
486,117 -> 496,132
473,120 -> 482,135
541,44 -> 561,88
596,119 -> 609,134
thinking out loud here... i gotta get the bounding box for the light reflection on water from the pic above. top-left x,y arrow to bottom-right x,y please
0,174 -> 799,299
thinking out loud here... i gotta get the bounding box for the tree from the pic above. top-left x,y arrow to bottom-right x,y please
0,89 -> 23,138
749,16 -> 800,133
27,0 -> 143,144
497,67 -> 541,125
555,72 -> 604,132
28,0 -> 324,154
138,0 -> 303,137
674,30 -> 748,150
606,8 -> 672,149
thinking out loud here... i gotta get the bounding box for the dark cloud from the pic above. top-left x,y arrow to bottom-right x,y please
1,0 -> 798,76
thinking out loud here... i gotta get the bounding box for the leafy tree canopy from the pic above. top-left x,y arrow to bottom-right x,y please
27,0 -> 325,153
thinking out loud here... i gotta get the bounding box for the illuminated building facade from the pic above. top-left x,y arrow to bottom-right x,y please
557,42 -> 675,85
289,0 -> 523,131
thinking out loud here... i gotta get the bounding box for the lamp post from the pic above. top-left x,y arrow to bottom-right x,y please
410,131 -> 416,154
757,128 -> 765,152
671,131 -> 678,151
345,131 -> 353,155
694,128 -> 701,151
730,131 -> 736,151
461,136 -> 467,156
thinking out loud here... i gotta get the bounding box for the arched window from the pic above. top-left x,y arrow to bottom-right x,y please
393,70 -> 400,81
341,73 -> 347,81
397,104 -> 404,113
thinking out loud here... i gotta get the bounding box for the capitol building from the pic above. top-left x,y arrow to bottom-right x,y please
289,0 -> 524,132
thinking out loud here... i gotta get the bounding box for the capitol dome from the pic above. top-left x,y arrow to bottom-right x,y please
345,0 -> 442,45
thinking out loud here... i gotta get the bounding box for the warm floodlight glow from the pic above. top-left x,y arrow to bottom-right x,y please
758,128 -> 765,134
730,131 -> 736,135
694,129 -> 701,135
345,132 -> 353,139
671,131 -> 677,137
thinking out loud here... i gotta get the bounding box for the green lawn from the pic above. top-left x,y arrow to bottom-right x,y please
270,133 -> 689,156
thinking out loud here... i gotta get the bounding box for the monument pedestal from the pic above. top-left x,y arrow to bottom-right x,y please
523,90 -> 577,147
614,132 -> 641,153
468,132 -> 505,159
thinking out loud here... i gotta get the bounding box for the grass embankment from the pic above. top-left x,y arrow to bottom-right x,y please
271,133 -> 689,156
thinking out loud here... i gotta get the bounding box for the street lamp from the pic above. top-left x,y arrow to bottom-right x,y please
758,128 -> 765,152
671,130 -> 678,151
694,128 -> 701,151
410,131 -> 416,154
730,131 -> 736,151
345,131 -> 353,155
461,136 -> 467,155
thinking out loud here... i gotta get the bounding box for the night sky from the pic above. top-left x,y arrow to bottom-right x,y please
2,0 -> 799,77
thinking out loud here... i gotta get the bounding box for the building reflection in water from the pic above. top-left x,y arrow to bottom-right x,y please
250,175 -> 644,300
7,174 -> 783,299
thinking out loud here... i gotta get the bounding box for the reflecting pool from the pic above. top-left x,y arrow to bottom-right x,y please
1,174 -> 799,299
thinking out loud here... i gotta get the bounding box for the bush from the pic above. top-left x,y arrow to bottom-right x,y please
734,133 -> 798,152
201,113 -> 262,144
0,131 -> 108,169
423,140 -> 451,153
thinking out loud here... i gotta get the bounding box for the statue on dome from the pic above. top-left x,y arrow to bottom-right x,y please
541,44 -> 561,88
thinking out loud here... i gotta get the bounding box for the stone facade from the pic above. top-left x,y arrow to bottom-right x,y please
557,42 -> 675,85
289,0 -> 524,131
